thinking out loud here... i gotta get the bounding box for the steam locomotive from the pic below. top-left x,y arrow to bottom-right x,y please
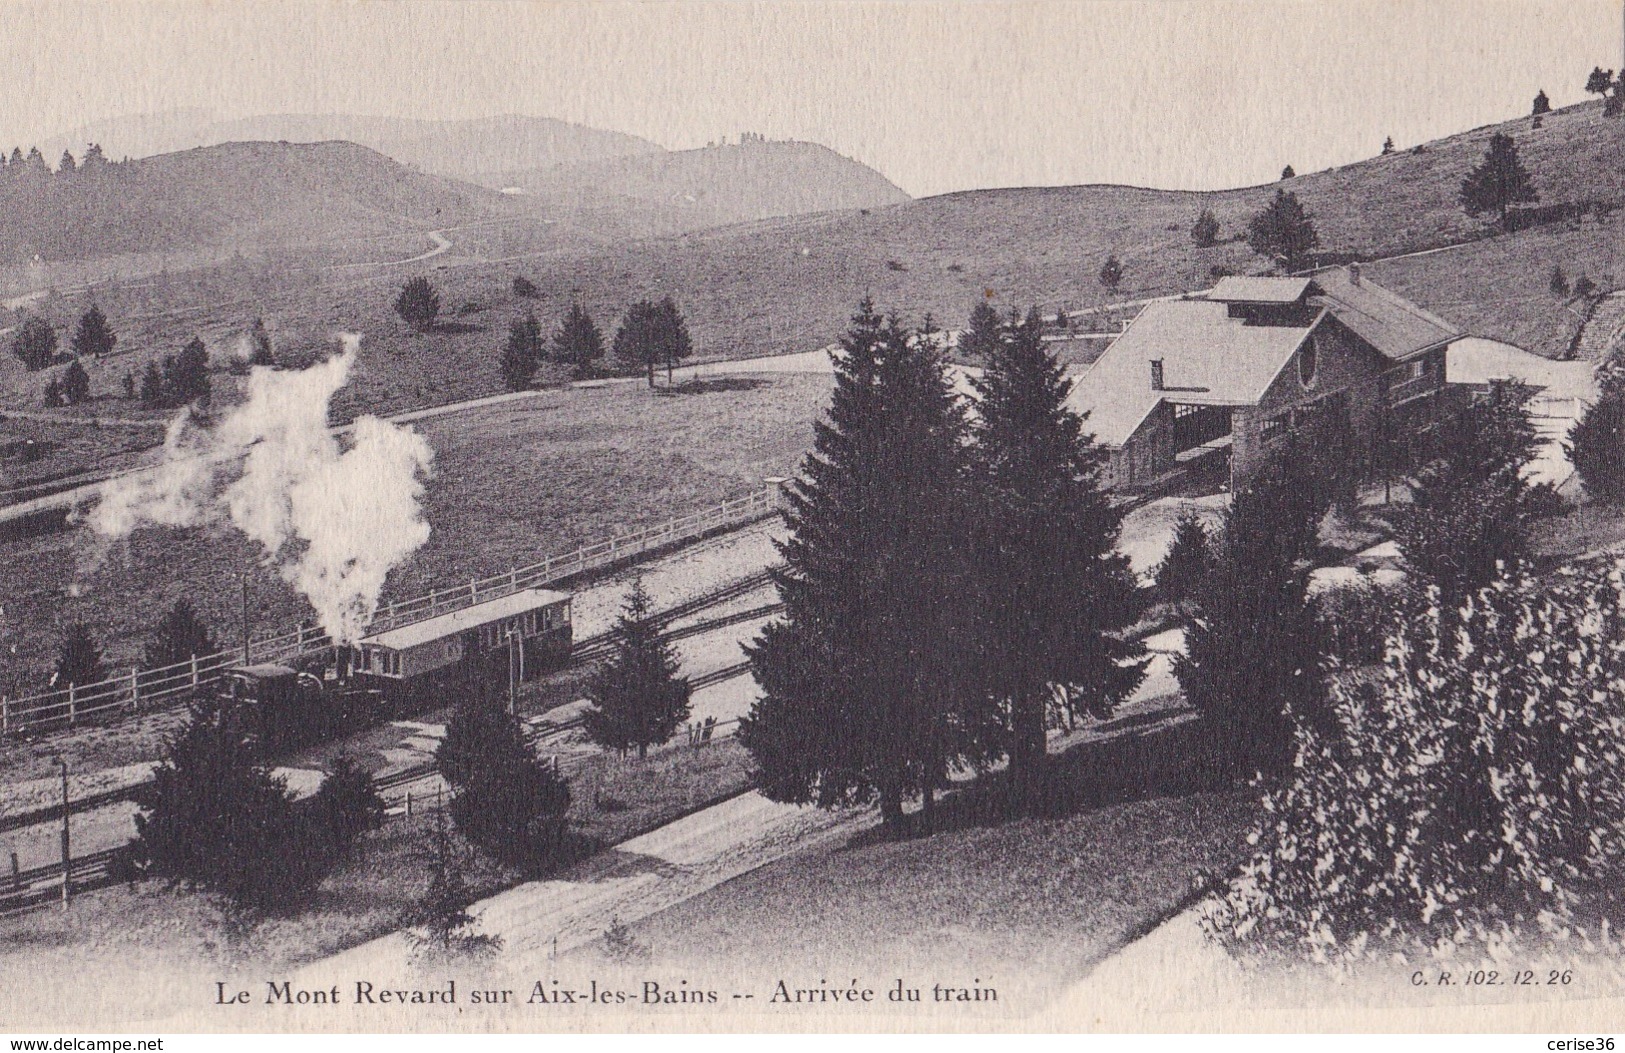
216,587 -> 574,753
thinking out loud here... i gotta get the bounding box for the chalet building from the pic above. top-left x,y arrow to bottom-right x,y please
1065,266 -> 1461,492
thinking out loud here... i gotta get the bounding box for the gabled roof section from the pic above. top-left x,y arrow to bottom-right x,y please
1208,276 -> 1315,304
362,588 -> 571,651
1065,298 -> 1319,447
1308,266 -> 1461,361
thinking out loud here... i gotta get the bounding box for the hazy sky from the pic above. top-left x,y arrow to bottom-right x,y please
3,1 -> 1620,197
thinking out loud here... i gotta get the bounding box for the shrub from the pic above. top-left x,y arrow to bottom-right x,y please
407,808 -> 501,963
1208,563 -> 1625,961
1191,209 -> 1221,248
1550,265 -> 1570,296
61,359 -> 89,405
512,275 -> 540,299
144,599 -> 219,669
53,622 -> 107,688
1311,579 -> 1398,665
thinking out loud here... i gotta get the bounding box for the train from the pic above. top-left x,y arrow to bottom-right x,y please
215,587 -> 574,753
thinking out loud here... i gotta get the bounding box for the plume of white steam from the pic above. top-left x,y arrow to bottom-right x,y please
88,335 -> 434,645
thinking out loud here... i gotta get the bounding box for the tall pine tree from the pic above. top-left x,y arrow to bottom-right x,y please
586,578 -> 691,757
499,311 -> 544,391
741,299 -> 996,831
970,307 -> 1146,807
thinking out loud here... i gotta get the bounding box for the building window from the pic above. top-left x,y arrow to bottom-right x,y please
1299,336 -> 1319,388
1261,413 -> 1290,443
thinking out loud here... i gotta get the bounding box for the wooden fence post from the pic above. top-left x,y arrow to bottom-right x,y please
1,696 -> 8,738
129,668 -> 139,713
67,683 -> 76,728
190,654 -> 199,688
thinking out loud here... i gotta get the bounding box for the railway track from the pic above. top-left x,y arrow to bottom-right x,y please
0,573 -> 777,915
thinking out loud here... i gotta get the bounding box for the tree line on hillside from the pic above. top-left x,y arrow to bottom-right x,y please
394,275 -> 694,389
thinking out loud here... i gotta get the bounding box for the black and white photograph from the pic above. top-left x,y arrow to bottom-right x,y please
0,0 -> 1623,1034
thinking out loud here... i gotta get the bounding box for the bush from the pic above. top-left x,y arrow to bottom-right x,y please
1191,209 -> 1221,249
512,275 -> 539,299
407,808 -> 501,963
1208,563 -> 1625,961
1311,579 -> 1398,665
144,599 -> 219,670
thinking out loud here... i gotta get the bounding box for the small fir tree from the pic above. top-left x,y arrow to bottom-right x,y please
1566,373 -> 1625,503
1247,189 -> 1320,272
247,318 -> 275,366
1381,136 -> 1395,155
437,692 -> 573,870
60,359 -> 89,405
957,300 -> 1004,362
54,622 -> 108,687
550,298 -> 606,379
1098,255 -> 1124,292
394,276 -> 441,331
1458,132 -> 1538,229
512,275 -> 540,299
308,753 -> 385,852
1532,89 -> 1552,115
70,305 -> 116,360
499,311 -> 544,391
144,599 -> 219,669
12,316 -> 57,370
407,807 -> 501,963
1550,265 -> 1570,296
1155,511 -> 1213,606
586,579 -> 692,758
1280,164 -> 1296,179
612,297 -> 694,386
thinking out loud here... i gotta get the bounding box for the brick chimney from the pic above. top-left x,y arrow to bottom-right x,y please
1150,359 -> 1165,391
1349,261 -> 1362,285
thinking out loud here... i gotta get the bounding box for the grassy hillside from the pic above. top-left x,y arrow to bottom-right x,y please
0,374 -> 827,694
485,139 -> 912,237
0,140 -> 516,264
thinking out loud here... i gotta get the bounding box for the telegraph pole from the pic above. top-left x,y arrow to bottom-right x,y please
55,757 -> 69,910
240,572 -> 251,664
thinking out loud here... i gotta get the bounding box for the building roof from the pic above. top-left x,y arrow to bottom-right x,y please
1306,267 -> 1461,361
1065,298 -> 1319,446
1066,268 -> 1463,448
362,587 -> 571,652
1209,276 -> 1314,303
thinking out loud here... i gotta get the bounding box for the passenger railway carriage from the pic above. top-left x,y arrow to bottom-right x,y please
354,587 -> 574,706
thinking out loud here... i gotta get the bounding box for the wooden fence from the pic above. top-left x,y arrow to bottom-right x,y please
1,486 -> 782,738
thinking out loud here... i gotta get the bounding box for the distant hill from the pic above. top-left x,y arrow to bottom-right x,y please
433,99 -> 1624,367
35,111 -> 663,181
0,140 -> 514,263
482,139 -> 912,236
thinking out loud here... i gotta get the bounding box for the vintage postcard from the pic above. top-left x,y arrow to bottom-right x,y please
2,0 -> 1624,1036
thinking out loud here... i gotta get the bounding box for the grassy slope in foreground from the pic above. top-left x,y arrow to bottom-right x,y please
0,373 -> 828,696
615,722 -> 1257,1009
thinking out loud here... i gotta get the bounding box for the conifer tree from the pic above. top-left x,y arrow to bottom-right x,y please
130,700 -> 331,909
1567,372 -> 1625,504
741,299 -> 996,831
12,316 -> 57,371
1098,255 -> 1124,291
60,359 -> 89,405
551,298 -> 606,379
407,807 -> 500,962
970,307 -> 1146,806
54,622 -> 108,687
70,305 -> 116,360
958,301 -> 1004,362
1459,132 -> 1538,229
437,691 -> 573,870
499,311 -> 544,391
612,297 -> 693,386
1155,511 -> 1213,606
144,599 -> 220,669
394,276 -> 441,331
1191,208 -> 1221,248
1175,453 -> 1326,781
247,318 -> 275,366
586,579 -> 691,757
1247,188 -> 1320,271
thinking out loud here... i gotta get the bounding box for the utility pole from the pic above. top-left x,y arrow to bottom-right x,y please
240,572 -> 251,665
55,757 -> 69,910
